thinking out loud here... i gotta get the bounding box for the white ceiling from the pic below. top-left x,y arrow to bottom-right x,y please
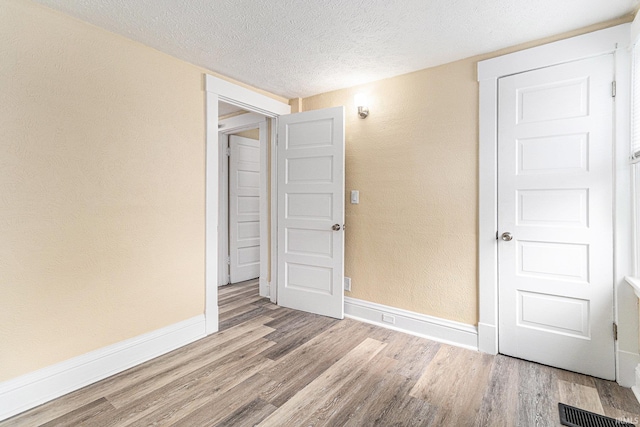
32,0 -> 637,99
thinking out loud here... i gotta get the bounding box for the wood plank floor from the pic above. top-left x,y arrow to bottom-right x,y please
3,279 -> 640,426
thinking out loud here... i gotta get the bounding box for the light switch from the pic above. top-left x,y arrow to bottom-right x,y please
350,190 -> 359,204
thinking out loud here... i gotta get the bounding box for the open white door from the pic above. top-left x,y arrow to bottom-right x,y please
229,135 -> 261,283
277,106 -> 345,319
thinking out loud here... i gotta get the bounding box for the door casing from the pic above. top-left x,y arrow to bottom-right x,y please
478,24 -> 635,385
205,76 -> 291,334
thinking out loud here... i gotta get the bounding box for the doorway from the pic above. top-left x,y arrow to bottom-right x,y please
204,77 -> 291,334
496,54 -> 615,379
217,105 -> 269,292
219,105 -> 347,320
205,77 -> 346,337
477,24 -> 635,385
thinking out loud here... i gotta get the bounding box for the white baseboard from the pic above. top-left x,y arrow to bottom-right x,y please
619,350 -> 640,388
0,315 -> 206,422
477,322 -> 498,355
206,304 -> 219,335
633,364 -> 640,403
259,277 -> 269,298
344,297 -> 478,351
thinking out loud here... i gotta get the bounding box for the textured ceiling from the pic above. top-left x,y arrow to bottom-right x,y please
31,0 -> 637,99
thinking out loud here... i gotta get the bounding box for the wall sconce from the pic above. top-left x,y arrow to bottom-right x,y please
354,93 -> 369,119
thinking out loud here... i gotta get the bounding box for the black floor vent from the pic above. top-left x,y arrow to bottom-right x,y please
559,403 -> 635,427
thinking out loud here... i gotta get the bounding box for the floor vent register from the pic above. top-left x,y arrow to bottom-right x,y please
559,403 -> 635,427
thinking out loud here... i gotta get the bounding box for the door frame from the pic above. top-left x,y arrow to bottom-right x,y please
218,113 -> 268,291
477,24 -> 636,385
205,76 -> 291,334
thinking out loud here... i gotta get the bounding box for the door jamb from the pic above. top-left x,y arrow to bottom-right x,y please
205,76 -> 291,334
218,113 -> 268,294
477,24 -> 635,385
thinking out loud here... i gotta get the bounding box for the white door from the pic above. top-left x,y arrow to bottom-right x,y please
277,107 -> 345,319
229,135 -> 261,283
498,54 -> 615,379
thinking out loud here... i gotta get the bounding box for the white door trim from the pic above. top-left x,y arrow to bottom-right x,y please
218,131 -> 230,287
219,112 -> 266,131
218,114 -> 268,296
477,24 -> 636,385
205,75 -> 291,334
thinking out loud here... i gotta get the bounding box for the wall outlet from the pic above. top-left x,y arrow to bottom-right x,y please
344,277 -> 351,292
382,314 -> 396,324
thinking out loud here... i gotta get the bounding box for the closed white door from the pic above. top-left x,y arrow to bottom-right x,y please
277,107 -> 345,319
229,135 -> 261,283
498,54 -> 615,379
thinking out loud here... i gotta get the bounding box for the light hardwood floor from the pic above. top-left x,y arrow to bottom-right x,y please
3,280 -> 640,426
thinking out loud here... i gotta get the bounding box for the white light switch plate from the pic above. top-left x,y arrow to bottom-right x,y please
350,190 -> 359,204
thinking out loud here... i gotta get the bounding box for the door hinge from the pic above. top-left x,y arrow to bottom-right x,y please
612,81 -> 616,98
613,322 -> 618,340
226,147 -> 231,157
227,256 -> 231,265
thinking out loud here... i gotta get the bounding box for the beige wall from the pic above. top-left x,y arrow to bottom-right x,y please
303,63 -> 480,324
302,16 -> 632,326
1,0 -> 632,384
0,0 -> 285,382
233,129 -> 260,140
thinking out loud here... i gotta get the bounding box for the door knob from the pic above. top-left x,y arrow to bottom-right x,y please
501,232 -> 513,241
332,224 -> 341,231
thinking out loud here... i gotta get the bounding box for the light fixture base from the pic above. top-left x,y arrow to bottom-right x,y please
357,106 -> 369,119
